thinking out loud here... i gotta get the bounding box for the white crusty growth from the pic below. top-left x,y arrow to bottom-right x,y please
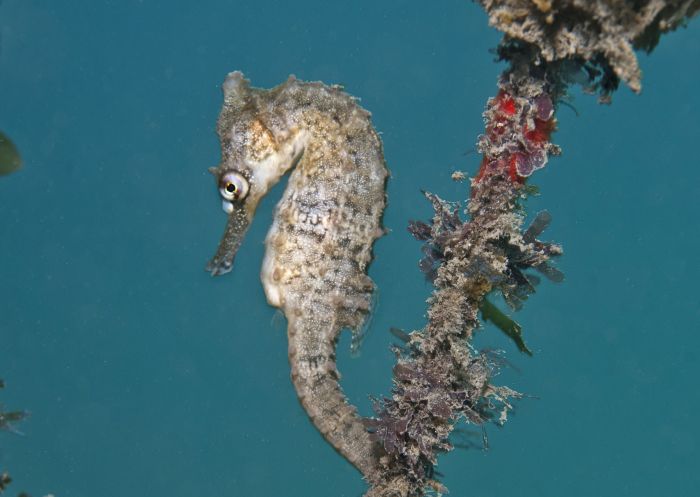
208,72 -> 388,478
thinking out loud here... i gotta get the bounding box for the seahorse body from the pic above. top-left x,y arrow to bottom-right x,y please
207,72 -> 387,478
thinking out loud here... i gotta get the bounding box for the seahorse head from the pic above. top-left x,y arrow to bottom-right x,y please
206,72 -> 305,276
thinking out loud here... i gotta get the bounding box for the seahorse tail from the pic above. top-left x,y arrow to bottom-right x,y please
287,316 -> 383,480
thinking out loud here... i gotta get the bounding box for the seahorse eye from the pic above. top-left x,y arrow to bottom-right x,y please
219,171 -> 249,201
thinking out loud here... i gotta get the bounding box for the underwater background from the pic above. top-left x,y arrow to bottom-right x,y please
1,1 -> 699,496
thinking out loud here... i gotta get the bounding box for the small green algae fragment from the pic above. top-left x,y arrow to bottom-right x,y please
480,297 -> 532,356
0,131 -> 22,176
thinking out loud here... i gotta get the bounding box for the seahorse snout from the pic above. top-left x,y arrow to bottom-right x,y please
206,202 -> 251,276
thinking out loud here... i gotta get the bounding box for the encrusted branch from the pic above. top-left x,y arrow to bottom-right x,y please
364,59 -> 563,496
363,2 -> 698,495
478,0 -> 700,94
478,0 -> 700,96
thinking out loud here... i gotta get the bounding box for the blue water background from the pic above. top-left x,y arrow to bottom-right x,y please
1,1 -> 699,495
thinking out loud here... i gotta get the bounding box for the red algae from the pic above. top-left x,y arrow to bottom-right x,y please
475,87 -> 559,185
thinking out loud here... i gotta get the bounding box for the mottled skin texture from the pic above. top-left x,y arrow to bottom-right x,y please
207,72 -> 387,478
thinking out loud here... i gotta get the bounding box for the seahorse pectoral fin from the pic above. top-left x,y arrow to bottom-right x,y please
206,203 -> 251,276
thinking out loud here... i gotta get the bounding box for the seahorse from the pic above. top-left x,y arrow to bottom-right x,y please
206,72 -> 387,478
